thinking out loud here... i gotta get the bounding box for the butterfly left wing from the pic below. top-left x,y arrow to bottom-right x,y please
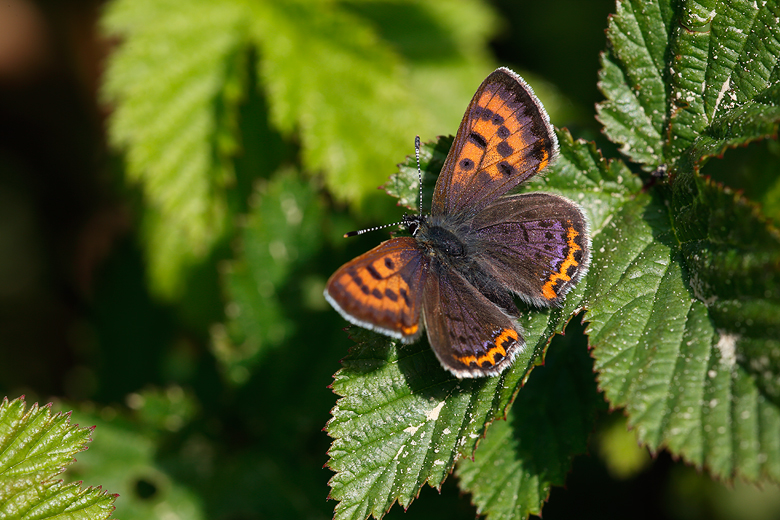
422,260 -> 525,378
470,192 -> 591,307
431,67 -> 558,218
324,237 -> 428,342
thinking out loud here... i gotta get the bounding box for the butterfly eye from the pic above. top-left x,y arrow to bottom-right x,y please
403,214 -> 422,236
407,221 -> 420,236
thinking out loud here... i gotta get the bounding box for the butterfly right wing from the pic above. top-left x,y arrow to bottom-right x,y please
470,192 -> 591,308
432,67 -> 558,218
325,237 -> 428,342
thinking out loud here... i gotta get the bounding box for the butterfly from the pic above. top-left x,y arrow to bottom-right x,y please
324,67 -> 590,378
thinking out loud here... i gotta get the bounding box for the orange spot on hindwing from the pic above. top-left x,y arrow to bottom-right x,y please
542,224 -> 582,300
454,327 -> 518,369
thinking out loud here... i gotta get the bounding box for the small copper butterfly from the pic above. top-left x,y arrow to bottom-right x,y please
324,67 -> 591,378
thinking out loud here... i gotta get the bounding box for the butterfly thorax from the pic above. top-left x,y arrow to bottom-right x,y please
406,214 -> 468,261
409,213 -> 521,318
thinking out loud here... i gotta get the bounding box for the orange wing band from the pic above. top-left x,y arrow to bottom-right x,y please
542,224 -> 582,300
454,327 -> 518,368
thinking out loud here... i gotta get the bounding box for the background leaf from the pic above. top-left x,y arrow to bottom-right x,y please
0,397 -> 116,519
214,168 -> 327,384
102,0 -> 250,297
592,0 -> 780,484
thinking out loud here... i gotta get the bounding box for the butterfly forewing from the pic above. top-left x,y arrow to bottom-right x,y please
470,192 -> 591,307
431,67 -> 558,218
325,237 -> 428,341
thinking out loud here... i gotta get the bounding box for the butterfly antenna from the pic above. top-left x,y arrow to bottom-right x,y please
343,137 -> 423,238
343,221 -> 404,238
415,135 -> 423,218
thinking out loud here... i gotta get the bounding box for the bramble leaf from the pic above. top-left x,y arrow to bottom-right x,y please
0,397 -> 116,519
593,0 -> 780,484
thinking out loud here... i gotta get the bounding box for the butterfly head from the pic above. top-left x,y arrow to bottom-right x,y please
402,213 -> 425,237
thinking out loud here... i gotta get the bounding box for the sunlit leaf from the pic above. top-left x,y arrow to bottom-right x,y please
0,397 -> 116,520
593,0 -> 780,484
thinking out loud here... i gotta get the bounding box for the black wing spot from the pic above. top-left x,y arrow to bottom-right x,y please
384,288 -> 398,302
479,108 -> 496,121
496,141 -> 513,158
459,158 -> 475,171
384,257 -> 395,270
497,125 -> 510,138
372,288 -> 383,300
366,264 -> 382,280
469,132 -> 487,149
349,271 -> 366,287
497,161 -> 515,176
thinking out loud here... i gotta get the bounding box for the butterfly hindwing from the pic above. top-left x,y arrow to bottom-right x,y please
422,260 -> 525,378
432,67 -> 558,218
470,192 -> 591,307
325,237 -> 428,341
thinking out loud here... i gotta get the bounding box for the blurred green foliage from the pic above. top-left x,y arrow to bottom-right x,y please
0,0 -> 779,519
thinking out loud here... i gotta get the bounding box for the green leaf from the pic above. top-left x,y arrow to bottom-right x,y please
581,157 -> 780,485
598,0 -> 780,172
326,324 -> 542,520
213,168 -> 326,384
327,129 -> 643,519
596,0 -> 671,169
0,397 -> 116,519
102,0 -> 250,297
247,1 -> 500,212
584,185 -> 780,481
455,324 -> 604,520
592,0 -> 780,484
69,399 -> 204,520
